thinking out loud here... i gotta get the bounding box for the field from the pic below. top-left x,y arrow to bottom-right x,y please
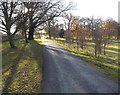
1,39 -> 43,93
52,38 -> 119,82
1,37 -> 119,93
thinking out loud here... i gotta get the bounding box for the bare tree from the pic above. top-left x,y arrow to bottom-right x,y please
118,23 -> 120,39
45,18 -> 59,39
23,0 -> 73,40
19,3 -> 29,43
0,2 -> 27,48
70,17 -> 90,50
63,13 -> 73,43
101,18 -> 118,55
87,17 -> 102,56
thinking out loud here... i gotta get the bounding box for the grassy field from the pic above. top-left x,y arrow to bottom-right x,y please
51,38 -> 119,82
1,39 -> 43,93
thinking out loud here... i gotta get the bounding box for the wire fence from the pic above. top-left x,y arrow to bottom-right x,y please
1,35 -> 25,42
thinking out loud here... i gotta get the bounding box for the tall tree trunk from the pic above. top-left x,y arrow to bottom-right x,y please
77,41 -> 79,50
8,35 -> 16,48
80,39 -> 84,49
23,21 -> 29,43
76,32 -> 79,50
48,30 -> 51,39
98,41 -> 102,55
24,29 -> 29,43
103,43 -> 106,55
95,44 -> 97,56
28,27 -> 34,40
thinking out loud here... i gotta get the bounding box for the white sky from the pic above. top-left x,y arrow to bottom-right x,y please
65,0 -> 119,21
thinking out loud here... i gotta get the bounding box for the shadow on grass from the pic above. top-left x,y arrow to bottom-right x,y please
106,47 -> 118,52
56,42 -> 117,64
2,39 -> 26,68
29,40 -> 44,92
2,43 -> 27,93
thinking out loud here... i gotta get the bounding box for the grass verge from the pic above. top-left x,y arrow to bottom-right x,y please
2,39 -> 43,93
51,38 -> 119,83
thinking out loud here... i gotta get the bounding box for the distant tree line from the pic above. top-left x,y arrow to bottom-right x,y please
49,13 -> 118,56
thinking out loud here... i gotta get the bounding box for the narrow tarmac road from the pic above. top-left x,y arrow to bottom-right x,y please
41,39 -> 119,93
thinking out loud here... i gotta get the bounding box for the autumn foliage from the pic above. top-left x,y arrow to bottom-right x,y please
61,15 -> 118,56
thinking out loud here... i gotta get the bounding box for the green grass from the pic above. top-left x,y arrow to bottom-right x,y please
51,38 -> 119,82
2,39 -> 43,93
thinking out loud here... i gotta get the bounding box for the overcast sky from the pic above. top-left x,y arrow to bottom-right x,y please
65,0 -> 119,21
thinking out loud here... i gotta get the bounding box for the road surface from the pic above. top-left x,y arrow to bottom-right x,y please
41,39 -> 119,93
